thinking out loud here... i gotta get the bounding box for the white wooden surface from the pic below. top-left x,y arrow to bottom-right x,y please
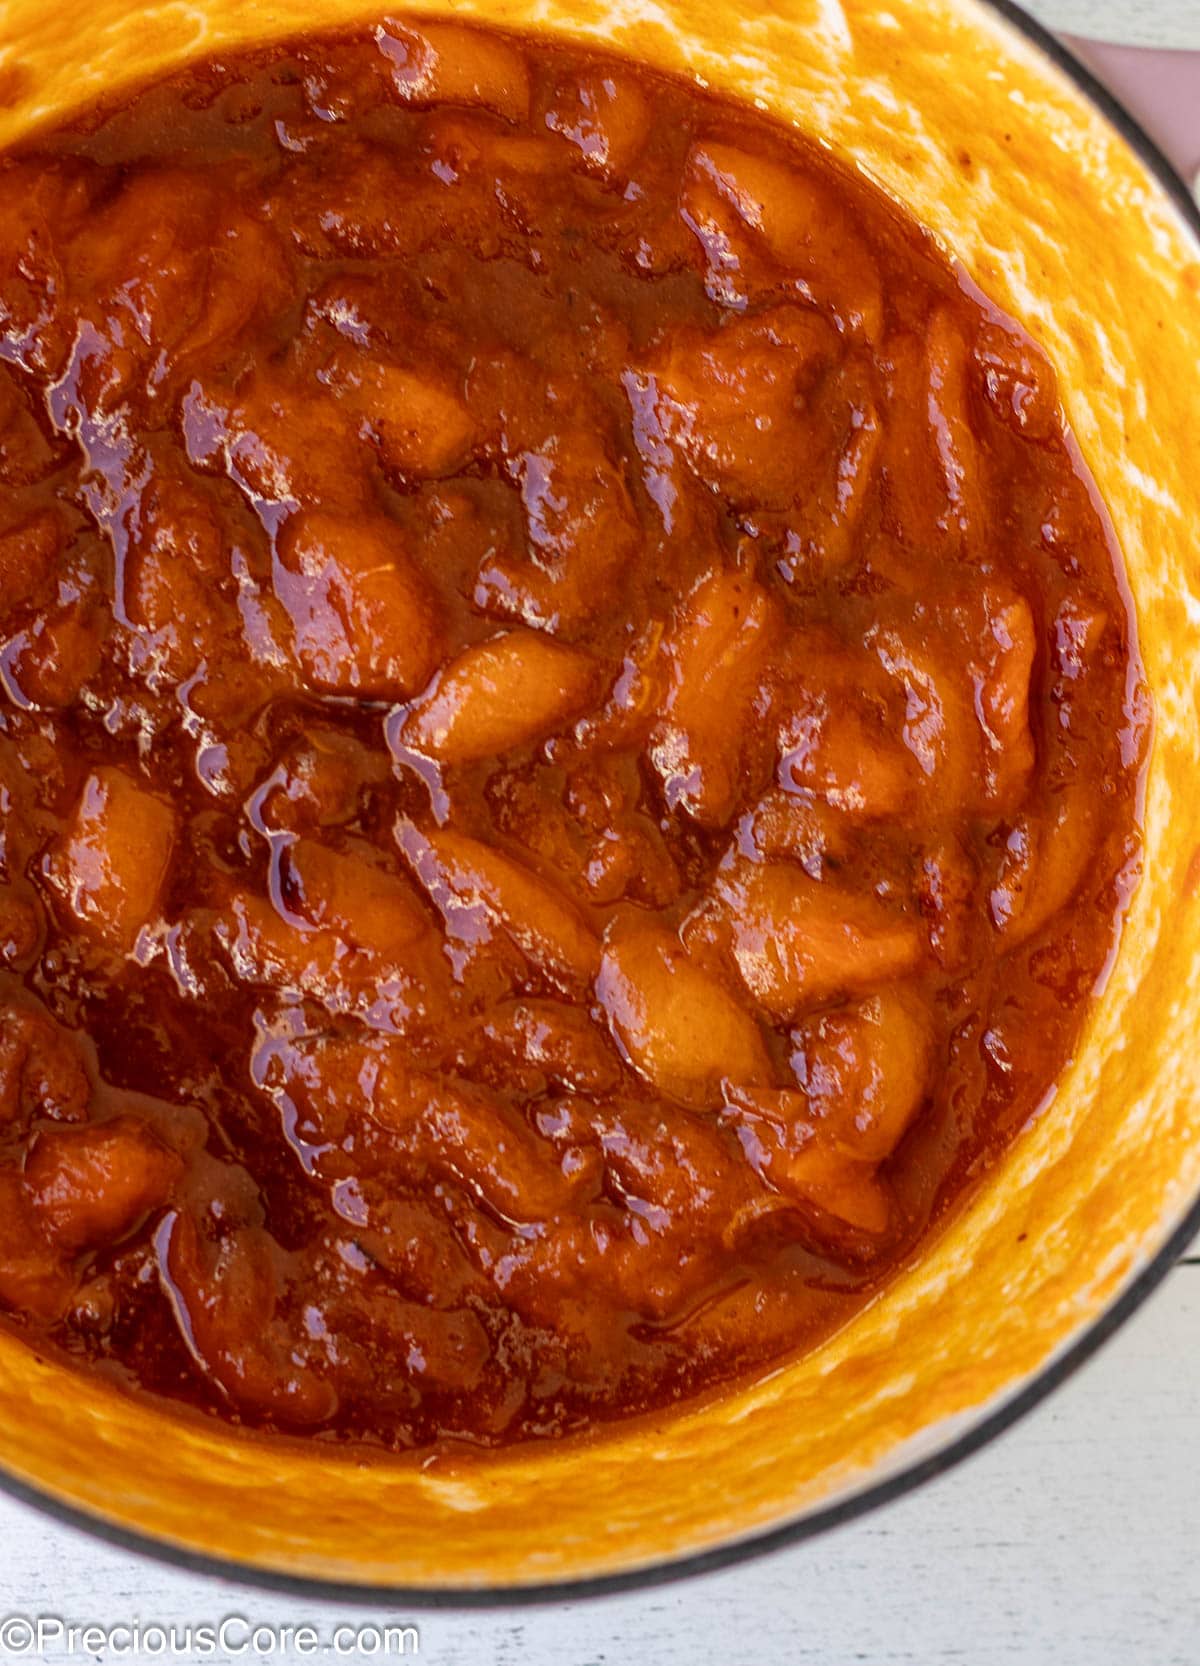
2,3 -> 1198,1660
1028,0 -> 1200,49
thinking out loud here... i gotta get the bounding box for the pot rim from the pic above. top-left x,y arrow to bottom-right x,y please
3,0 -> 1199,1610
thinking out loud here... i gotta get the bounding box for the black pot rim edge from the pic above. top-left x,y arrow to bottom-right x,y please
4,0 -> 1199,1613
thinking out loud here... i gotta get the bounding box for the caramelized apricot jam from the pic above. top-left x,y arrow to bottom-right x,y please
0,21 -> 1147,1447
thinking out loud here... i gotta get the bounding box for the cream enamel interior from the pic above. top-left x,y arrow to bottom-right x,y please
0,0 -> 1198,1591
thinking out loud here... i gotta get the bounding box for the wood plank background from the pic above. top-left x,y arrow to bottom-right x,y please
1031,0 -> 1199,48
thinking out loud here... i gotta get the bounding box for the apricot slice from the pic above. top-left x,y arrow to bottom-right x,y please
0,365 -> 63,487
988,785 -> 1096,947
64,169 -> 285,378
275,511 -> 443,700
726,988 -> 930,1232
189,375 -> 369,515
398,821 -> 599,991
123,475 -> 230,682
46,768 -> 177,954
475,436 -> 640,630
159,1209 -> 337,1425
543,70 -> 650,178
720,1087 -> 894,1234
396,629 -> 598,764
284,839 -> 431,956
324,349 -> 477,477
218,842 -> 440,1012
871,582 -> 1036,814
686,859 -> 924,1021
778,356 -> 883,577
791,987 -> 932,1163
648,566 -> 781,827
0,1172 -> 76,1320
634,308 -> 838,509
3,600 -> 107,710
737,789 -> 855,877
880,317 -> 989,549
975,320 -> 1059,441
596,918 -> 772,1108
479,998 -> 620,1094
585,1094 -> 756,1227
0,886 -> 38,967
219,892 -> 360,1004
252,732 -> 389,834
682,141 -> 883,336
26,1117 -> 182,1252
279,1031 -> 582,1224
0,1004 -> 91,1127
376,20 -> 532,123
269,140 -> 443,262
976,591 -> 1037,808
773,638 -> 916,821
0,510 -> 61,618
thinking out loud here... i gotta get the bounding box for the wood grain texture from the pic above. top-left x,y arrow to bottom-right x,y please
1028,0 -> 1200,49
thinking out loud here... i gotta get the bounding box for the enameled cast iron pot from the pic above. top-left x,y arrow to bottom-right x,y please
0,0 -> 1198,1602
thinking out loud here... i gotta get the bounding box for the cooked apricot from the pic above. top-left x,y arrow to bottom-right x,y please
729,986 -> 931,1230
398,820 -> 599,991
791,988 -> 932,1161
323,348 -> 477,477
0,361 -> 64,487
778,356 -> 883,577
396,629 -> 599,763
286,1030 -> 584,1225
215,853 -> 445,1025
27,1117 -> 182,1252
376,20 -> 532,122
190,375 -> 369,515
0,1005 -> 91,1127
284,839 -> 431,953
2,600 -> 106,710
276,511 -> 444,699
597,917 -> 772,1108
682,141 -> 883,336
217,891 -> 361,1003
988,786 -> 1096,947
976,591 -> 1037,807
687,859 -> 925,1021
737,789 -> 855,877
0,509 -> 61,617
45,769 -> 177,954
251,731 -> 389,834
871,582 -> 1036,815
475,434 -> 640,630
0,887 -> 38,966
159,1209 -> 338,1426
647,566 -> 781,826
543,69 -> 650,178
635,307 -> 838,509
269,139 -> 439,261
0,1172 -> 76,1320
773,638 -> 916,820
924,306 -> 986,537
975,321 -> 1059,441
479,998 -> 620,1094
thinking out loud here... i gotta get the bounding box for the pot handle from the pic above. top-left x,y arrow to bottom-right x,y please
1066,38 -> 1200,197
